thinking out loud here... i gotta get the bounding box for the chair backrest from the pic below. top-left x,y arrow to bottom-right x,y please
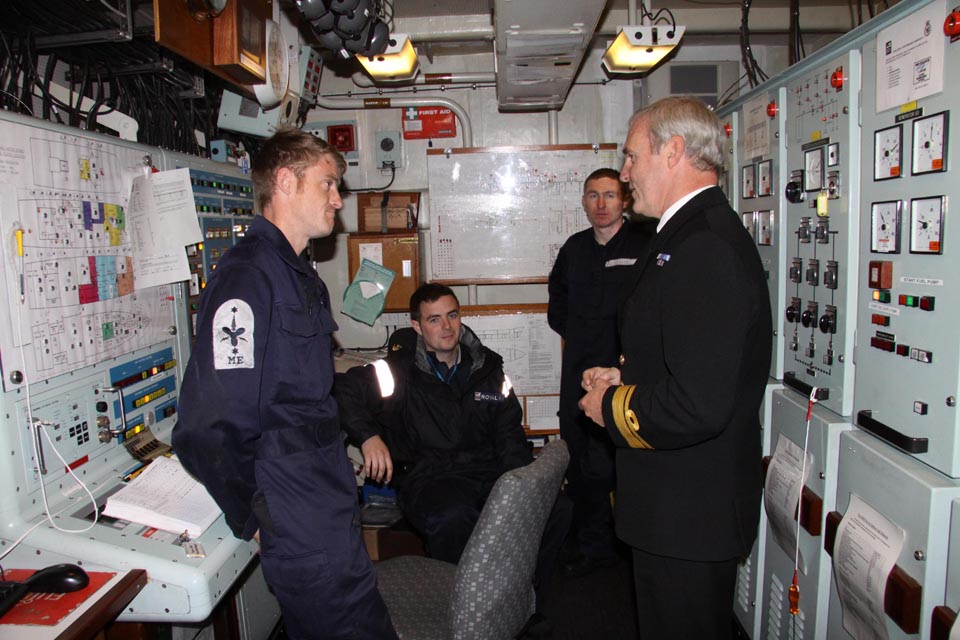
447,440 -> 569,640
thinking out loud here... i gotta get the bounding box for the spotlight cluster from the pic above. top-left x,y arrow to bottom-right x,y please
295,0 -> 390,59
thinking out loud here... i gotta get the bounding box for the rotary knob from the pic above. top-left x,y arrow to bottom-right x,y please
785,181 -> 805,204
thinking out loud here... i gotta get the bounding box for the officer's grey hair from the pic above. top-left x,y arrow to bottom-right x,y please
628,97 -> 725,174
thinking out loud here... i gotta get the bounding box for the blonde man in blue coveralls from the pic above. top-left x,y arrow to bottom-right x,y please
173,128 -> 398,640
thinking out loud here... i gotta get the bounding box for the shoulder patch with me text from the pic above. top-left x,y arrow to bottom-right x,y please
213,299 -> 255,369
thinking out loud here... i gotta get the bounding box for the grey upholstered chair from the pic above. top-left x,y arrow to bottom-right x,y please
375,440 -> 569,640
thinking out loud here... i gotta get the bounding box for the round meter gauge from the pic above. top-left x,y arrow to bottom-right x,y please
911,111 -> 948,175
870,201 -> 901,254
874,124 -> 902,180
803,147 -> 824,192
909,196 -> 944,254
757,160 -> 773,197
741,164 -> 756,199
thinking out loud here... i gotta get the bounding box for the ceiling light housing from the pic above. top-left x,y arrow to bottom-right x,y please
357,34 -> 420,82
602,25 -> 685,75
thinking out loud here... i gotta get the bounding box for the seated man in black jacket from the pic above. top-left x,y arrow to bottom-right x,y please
336,283 -> 570,590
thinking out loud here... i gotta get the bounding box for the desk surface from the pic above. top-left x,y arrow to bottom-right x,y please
0,568 -> 147,640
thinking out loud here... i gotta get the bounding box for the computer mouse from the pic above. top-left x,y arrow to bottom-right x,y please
24,563 -> 90,593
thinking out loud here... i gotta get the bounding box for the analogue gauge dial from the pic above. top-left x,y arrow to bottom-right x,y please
870,201 -> 901,254
253,20 -> 290,110
757,160 -> 773,197
803,147 -> 824,192
909,196 -> 944,254
874,125 -> 902,180
742,212 -> 757,241
911,111 -> 948,175
756,210 -> 774,246
741,164 -> 756,199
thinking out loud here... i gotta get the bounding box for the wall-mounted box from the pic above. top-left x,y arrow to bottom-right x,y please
357,192 -> 420,233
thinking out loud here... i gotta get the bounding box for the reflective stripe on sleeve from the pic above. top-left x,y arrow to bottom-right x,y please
371,360 -> 395,397
502,374 -> 513,397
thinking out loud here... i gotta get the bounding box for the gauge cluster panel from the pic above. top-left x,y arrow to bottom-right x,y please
854,30 -> 959,478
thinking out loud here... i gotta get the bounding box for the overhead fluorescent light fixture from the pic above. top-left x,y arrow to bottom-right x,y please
357,34 -> 420,82
602,25 -> 685,74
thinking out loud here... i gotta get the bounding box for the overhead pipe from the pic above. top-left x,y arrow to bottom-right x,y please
315,93 -> 474,147
351,71 -> 495,88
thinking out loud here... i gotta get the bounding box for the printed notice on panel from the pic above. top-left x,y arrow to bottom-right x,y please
875,0 -> 945,112
764,434 -> 813,574
742,95 -> 771,161
832,493 -> 905,640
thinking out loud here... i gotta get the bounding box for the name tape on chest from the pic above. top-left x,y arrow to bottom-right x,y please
605,257 -> 637,268
213,299 -> 255,369
474,391 -> 506,403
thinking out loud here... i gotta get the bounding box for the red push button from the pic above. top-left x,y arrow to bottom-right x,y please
919,296 -> 935,311
870,336 -> 895,352
871,314 -> 890,327
896,344 -> 910,357
830,68 -> 844,90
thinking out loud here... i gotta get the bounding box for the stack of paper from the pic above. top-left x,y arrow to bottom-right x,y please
104,456 -> 221,539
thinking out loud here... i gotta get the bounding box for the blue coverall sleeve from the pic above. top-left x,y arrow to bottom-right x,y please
172,264 -> 272,539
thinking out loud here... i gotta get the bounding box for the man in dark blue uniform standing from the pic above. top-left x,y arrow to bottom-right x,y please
547,168 -> 653,577
580,98 -> 772,639
173,128 -> 397,639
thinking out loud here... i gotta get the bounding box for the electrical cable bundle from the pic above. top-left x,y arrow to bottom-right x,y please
740,0 -> 769,89
0,0 -> 260,156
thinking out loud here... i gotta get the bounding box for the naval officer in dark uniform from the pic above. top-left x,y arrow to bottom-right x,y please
579,97 -> 772,639
547,168 -> 653,576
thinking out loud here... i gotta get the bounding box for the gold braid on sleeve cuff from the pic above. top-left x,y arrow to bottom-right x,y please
611,385 -> 654,449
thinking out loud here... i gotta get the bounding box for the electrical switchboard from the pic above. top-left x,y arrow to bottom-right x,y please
0,110 -> 262,623
759,390 -> 851,640
776,50 -> 861,418
827,430 -> 960,639
734,383 -> 781,640
853,13 -> 960,478
732,89 -> 788,380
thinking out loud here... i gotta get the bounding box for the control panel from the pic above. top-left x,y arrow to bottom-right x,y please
164,153 -> 254,344
779,50 -> 861,417
734,88 -> 788,379
853,25 -> 959,477
0,110 -> 260,624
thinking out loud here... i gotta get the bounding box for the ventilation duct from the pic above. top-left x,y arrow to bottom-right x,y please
492,0 -> 607,111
